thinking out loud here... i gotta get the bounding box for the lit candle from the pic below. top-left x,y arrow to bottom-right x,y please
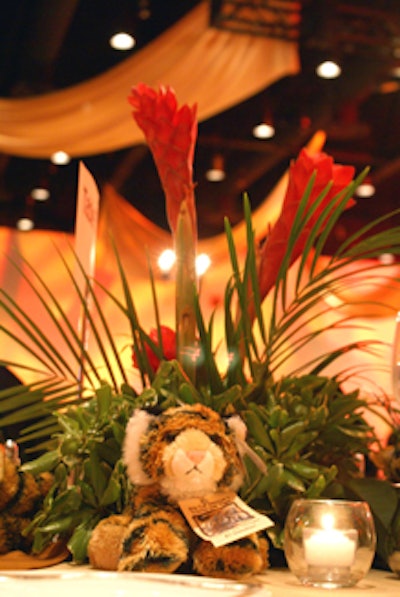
303,513 -> 358,568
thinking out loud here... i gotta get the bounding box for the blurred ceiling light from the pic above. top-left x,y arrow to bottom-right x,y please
392,65 -> 400,79
109,32 -> 135,51
316,60 -> 341,79
205,154 -> 226,182
196,253 -> 211,277
16,217 -> 34,231
379,80 -> 400,94
252,122 -> 275,139
138,0 -> 151,20
51,151 -> 71,165
158,248 -> 176,273
355,179 -> 376,198
31,187 -> 50,201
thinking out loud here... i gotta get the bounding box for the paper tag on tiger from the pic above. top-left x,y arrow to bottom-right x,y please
178,491 -> 274,547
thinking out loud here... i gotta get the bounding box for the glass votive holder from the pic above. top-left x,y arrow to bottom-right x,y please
284,499 -> 376,589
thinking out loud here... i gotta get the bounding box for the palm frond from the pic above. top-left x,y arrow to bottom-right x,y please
57,247 -> 126,392
109,238 -> 156,385
2,251 -> 101,385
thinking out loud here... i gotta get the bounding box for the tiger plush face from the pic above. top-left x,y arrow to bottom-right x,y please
122,404 -> 247,502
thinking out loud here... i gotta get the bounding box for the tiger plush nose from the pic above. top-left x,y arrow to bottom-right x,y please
186,450 -> 205,465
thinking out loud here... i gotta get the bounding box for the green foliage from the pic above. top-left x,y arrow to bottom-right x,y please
340,477 -> 400,564
20,383 -> 140,559
238,374 -> 379,546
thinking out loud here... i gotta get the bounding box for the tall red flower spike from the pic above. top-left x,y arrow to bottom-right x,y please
258,148 -> 355,303
128,83 -> 198,238
129,84 -> 198,380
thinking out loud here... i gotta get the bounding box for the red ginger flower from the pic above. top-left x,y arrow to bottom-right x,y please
258,148 -> 356,303
128,83 -> 198,238
133,325 -> 176,373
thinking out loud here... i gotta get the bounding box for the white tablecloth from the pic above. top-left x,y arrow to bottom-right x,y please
258,568 -> 400,596
0,565 -> 398,596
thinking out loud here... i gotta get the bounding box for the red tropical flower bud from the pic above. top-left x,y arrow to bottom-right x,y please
128,83 -> 197,237
133,325 -> 177,373
258,148 -> 355,303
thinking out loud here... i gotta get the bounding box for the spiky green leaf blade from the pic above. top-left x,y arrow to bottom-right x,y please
110,238 -> 155,385
193,294 -> 224,395
224,216 -> 256,379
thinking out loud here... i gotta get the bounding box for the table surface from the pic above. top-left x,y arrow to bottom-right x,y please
0,564 -> 398,596
258,568 -> 400,596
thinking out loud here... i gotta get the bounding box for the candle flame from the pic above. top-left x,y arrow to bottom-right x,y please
321,513 -> 335,530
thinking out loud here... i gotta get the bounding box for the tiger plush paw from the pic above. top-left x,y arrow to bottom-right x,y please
193,533 -> 269,580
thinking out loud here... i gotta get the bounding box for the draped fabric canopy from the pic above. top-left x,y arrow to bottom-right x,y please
0,1 -> 299,158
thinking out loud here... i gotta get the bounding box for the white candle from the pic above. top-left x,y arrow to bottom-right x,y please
303,527 -> 358,568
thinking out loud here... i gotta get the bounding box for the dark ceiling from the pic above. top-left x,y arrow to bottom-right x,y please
1,0 -> 400,252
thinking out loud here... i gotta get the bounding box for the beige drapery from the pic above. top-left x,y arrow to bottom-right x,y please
0,1 -> 299,158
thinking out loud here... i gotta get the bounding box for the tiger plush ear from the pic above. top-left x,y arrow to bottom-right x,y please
123,409 -> 155,486
227,414 -> 268,475
226,415 -> 247,443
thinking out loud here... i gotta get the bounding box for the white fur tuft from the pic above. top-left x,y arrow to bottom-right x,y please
123,409 -> 155,485
226,415 -> 267,476
226,415 -> 247,442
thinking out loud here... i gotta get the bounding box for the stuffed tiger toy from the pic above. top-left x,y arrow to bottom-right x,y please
88,403 -> 269,579
0,441 -> 53,554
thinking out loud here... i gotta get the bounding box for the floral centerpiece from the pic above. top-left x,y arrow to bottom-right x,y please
1,83 -> 400,573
